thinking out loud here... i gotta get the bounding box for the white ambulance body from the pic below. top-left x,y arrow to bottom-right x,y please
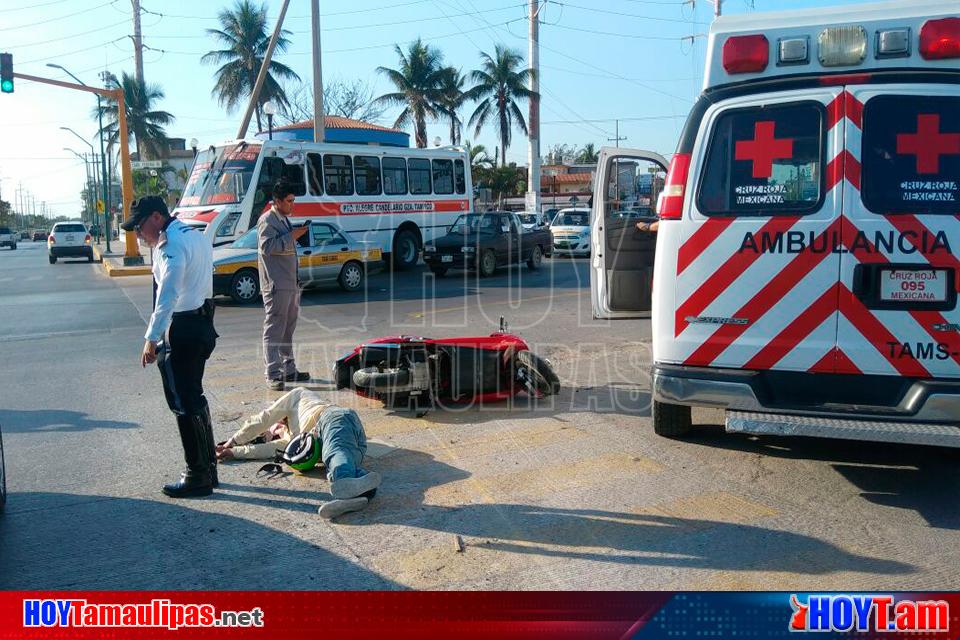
592,1 -> 960,446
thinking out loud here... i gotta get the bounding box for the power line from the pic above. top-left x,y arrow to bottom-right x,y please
0,0 -> 73,13
540,63 -> 694,83
141,0 -> 439,21
548,22 -> 687,41
553,0 -> 709,24
6,17 -> 129,50
541,114 -> 686,124
17,37 -> 126,65
0,0 -> 115,32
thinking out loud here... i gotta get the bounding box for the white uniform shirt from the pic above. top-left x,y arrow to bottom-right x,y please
145,218 -> 214,342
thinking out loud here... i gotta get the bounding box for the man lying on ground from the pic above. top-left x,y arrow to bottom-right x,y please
216,387 -> 381,519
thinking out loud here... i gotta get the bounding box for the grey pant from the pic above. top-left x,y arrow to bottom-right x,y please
262,287 -> 300,380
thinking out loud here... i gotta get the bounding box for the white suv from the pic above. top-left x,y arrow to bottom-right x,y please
0,226 -> 16,250
48,222 -> 93,264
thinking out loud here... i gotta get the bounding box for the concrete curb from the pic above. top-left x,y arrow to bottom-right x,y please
93,245 -> 152,277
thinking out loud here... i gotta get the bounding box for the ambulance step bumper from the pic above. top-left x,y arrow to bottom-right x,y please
726,411 -> 960,448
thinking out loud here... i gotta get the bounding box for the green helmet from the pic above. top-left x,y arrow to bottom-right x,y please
282,432 -> 321,472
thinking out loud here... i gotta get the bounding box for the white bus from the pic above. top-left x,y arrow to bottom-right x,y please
173,139 -> 472,268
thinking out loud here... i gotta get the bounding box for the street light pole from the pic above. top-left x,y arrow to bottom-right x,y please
263,100 -> 276,140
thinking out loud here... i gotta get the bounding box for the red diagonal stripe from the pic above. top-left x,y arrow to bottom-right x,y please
744,282 -> 840,370
675,216 -> 800,337
839,284 -> 932,377
834,347 -> 863,374
844,91 -> 863,129
677,217 -> 735,275
826,92 -> 845,131
684,219 -> 842,366
825,150 -> 860,193
840,217 -> 960,370
808,347 -> 837,373
885,213 -> 960,291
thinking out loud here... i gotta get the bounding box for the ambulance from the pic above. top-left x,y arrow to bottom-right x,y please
591,1 -> 960,446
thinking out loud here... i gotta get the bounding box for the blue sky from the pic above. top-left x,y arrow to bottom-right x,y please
0,0 -> 877,217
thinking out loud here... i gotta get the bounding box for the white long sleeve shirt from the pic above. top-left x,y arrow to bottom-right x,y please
228,387 -> 333,460
145,219 -> 214,342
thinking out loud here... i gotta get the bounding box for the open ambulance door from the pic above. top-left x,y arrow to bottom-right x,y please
591,147 -> 668,319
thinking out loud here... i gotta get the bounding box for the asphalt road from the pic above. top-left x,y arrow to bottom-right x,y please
1,240 -> 958,590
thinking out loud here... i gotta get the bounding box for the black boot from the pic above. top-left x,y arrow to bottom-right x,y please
200,402 -> 218,488
163,415 -> 213,498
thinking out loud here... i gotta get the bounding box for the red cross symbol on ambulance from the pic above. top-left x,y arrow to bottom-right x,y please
734,121 -> 794,179
896,113 -> 960,174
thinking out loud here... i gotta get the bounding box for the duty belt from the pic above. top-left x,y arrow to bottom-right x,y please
173,299 -> 215,318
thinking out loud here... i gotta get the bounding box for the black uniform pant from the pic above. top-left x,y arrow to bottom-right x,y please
157,302 -> 217,416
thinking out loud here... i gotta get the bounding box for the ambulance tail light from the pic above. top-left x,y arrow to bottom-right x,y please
919,17 -> 960,60
656,153 -> 691,220
723,35 -> 769,74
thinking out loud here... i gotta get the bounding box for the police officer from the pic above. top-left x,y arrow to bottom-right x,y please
124,196 -> 219,498
258,180 -> 310,391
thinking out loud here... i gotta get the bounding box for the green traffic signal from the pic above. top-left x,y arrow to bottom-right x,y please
0,52 -> 11,94
0,79 -> 12,94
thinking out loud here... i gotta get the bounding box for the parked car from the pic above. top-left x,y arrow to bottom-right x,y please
213,221 -> 383,303
516,211 -> 550,231
423,211 -> 552,277
0,226 -> 16,250
550,208 -> 592,256
19,231 -> 30,241
32,230 -> 46,242
48,222 -> 93,263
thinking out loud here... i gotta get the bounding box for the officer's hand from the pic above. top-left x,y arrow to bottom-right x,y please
141,340 -> 158,367
292,226 -> 308,238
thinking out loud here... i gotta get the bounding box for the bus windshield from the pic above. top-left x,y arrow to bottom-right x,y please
179,143 -> 261,207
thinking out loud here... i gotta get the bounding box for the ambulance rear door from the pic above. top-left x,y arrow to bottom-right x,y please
666,88 -> 846,373
590,147 -> 668,319
837,85 -> 960,379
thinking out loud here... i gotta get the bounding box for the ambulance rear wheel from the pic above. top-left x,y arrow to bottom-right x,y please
652,400 -> 692,438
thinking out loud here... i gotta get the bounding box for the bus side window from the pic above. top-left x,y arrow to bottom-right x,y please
307,153 -> 324,196
409,158 -> 432,195
323,154 -> 354,196
454,159 -> 466,194
252,157 -> 283,223
355,156 -> 382,196
383,157 -> 408,195
432,159 -> 454,194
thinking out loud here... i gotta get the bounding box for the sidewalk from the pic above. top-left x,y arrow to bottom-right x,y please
92,235 -> 152,277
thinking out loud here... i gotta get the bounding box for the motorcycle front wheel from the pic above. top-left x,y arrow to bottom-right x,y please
353,367 -> 411,391
514,350 -> 561,397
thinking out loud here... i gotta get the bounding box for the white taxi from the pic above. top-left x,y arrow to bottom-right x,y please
213,221 -> 382,303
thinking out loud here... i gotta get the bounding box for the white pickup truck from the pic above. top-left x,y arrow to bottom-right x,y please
0,226 -> 17,250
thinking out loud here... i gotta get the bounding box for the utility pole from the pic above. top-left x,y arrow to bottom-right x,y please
714,0 -> 721,17
607,119 -> 627,148
526,0 -> 542,214
237,0 -> 292,140
130,0 -> 144,86
311,0 -> 325,143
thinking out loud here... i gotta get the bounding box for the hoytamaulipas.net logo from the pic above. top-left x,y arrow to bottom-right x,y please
789,594 -> 949,633
23,598 -> 264,630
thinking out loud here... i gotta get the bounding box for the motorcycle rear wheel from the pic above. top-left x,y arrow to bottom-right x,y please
515,350 -> 561,397
353,367 -> 411,391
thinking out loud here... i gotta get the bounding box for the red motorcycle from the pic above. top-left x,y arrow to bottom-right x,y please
334,318 -> 560,413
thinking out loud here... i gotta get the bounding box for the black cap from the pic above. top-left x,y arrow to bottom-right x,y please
121,196 -> 168,231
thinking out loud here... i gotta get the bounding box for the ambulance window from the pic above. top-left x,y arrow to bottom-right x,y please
697,102 -> 824,216
861,95 -> 960,215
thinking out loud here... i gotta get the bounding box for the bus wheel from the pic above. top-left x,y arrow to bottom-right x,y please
230,269 -> 261,304
391,229 -> 420,270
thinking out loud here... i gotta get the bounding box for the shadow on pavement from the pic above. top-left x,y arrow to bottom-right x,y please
0,491 -> 400,590
682,429 -> 960,530
0,409 -> 139,433
334,448 -> 913,577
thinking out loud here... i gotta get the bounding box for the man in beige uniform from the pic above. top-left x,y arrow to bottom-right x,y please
216,387 -> 382,519
258,180 -> 310,390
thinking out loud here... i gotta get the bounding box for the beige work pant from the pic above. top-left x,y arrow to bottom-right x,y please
262,287 -> 300,380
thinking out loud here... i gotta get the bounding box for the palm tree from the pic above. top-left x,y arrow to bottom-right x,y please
374,39 -> 444,148
96,71 -> 174,160
202,0 -> 300,132
575,143 -> 599,164
466,45 -> 535,167
436,66 -> 466,145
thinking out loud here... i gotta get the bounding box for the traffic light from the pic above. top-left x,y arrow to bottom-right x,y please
0,53 -> 12,93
